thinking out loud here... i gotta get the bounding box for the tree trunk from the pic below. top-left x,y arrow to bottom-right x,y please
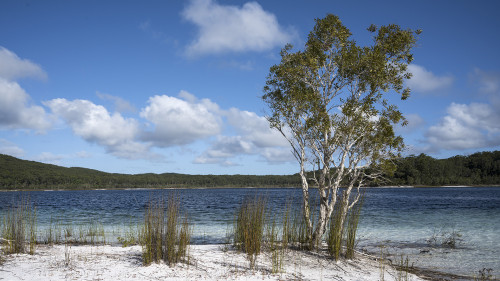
299,165 -> 313,244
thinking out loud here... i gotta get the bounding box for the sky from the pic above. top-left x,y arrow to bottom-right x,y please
1,0 -> 499,175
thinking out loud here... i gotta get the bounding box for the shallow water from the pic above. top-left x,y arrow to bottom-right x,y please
0,187 -> 498,277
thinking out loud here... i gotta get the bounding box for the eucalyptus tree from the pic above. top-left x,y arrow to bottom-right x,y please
263,14 -> 420,248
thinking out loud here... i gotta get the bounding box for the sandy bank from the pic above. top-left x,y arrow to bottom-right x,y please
0,244 -> 428,281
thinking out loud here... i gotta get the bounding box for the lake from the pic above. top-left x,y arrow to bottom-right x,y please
1,187 -> 499,278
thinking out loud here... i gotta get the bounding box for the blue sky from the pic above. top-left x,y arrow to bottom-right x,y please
1,0 -> 499,175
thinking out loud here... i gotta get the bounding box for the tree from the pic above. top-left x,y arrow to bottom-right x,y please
263,14 -> 419,248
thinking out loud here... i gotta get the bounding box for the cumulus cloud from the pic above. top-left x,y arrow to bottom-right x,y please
396,113 -> 425,134
195,107 -> 293,165
182,0 -> 295,56
0,47 -> 47,81
0,139 -> 25,158
470,68 -> 500,95
96,91 -> 136,113
0,47 -> 51,132
194,135 -> 252,165
226,108 -> 288,148
45,98 -> 150,159
140,92 -> 222,146
0,78 -> 51,131
407,64 -> 454,93
425,102 -> 500,151
36,152 -> 66,165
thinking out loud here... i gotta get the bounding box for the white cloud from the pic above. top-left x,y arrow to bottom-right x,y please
425,102 -> 500,151
45,98 -> 150,159
194,107 -> 292,165
194,135 -> 252,165
182,0 -> 295,56
0,47 -> 51,132
260,147 -> 294,163
36,152 -> 66,165
0,47 -> 47,81
0,139 -> 25,158
471,68 -> 500,95
407,64 -> 454,93
225,108 -> 288,148
0,78 -> 51,131
140,92 -> 222,146
96,91 -> 136,113
396,113 -> 425,133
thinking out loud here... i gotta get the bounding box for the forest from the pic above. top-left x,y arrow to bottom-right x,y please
1,151 -> 499,190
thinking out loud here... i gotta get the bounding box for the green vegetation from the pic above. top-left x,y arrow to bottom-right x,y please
233,195 -> 267,269
387,151 -> 500,186
474,268 -> 494,281
142,194 -> 191,266
0,154 -> 299,189
1,196 -> 37,254
396,255 -> 414,281
262,13 -> 419,248
327,194 -> 345,260
1,151 -> 499,190
345,193 -> 364,259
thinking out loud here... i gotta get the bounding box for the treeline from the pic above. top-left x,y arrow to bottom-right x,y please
0,154 -> 299,190
1,151 -> 499,190
387,151 -> 500,186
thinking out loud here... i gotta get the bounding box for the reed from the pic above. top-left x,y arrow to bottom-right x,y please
396,255 -> 413,281
474,268 -> 494,281
379,246 -> 387,281
345,192 -> 364,259
327,194 -> 345,260
266,215 -> 285,274
117,221 -> 142,247
1,196 -> 37,254
86,219 -> 106,245
142,193 -> 191,266
233,194 -> 266,270
285,198 -> 314,250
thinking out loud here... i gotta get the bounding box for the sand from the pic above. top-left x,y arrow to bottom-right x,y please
0,244 -> 425,281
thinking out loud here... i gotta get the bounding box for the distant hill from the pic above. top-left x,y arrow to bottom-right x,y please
1,151 -> 499,190
0,154 -> 300,189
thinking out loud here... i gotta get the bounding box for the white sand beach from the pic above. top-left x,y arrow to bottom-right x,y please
0,244 -> 425,281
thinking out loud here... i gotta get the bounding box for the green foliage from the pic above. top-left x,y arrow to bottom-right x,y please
1,196 -> 37,254
327,195 -> 345,260
142,194 -> 191,266
345,193 -> 364,259
262,13 -> 420,247
1,151 -> 500,189
396,255 -> 414,281
0,154 -> 300,189
386,151 -> 500,186
233,195 -> 267,269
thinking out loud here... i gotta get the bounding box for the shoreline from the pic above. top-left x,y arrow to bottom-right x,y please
2,185 -> 500,192
0,243 -> 484,281
0,244 -> 433,281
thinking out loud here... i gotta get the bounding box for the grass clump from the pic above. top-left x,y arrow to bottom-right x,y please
474,268 -> 494,281
1,196 -> 37,255
427,228 -> 463,249
396,255 -> 414,281
233,195 -> 267,270
117,221 -> 142,247
142,194 -> 191,266
327,195 -> 345,260
327,192 -> 364,260
345,193 -> 364,259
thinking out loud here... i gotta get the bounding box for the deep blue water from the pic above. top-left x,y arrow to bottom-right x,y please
1,187 -> 499,277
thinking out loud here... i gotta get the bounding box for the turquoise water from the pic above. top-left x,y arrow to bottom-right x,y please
0,187 -> 499,277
